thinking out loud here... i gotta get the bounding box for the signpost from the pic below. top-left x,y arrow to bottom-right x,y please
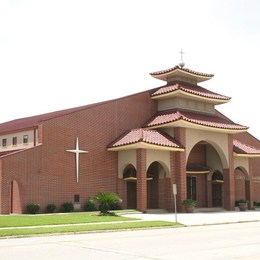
173,184 -> 177,222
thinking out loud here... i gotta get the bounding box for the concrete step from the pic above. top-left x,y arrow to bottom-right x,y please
146,209 -> 169,214
194,207 -> 226,213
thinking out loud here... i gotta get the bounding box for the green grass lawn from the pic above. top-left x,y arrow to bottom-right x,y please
0,211 -> 180,237
0,212 -> 135,227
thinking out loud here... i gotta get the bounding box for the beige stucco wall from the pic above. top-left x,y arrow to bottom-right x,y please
186,128 -> 229,168
158,98 -> 214,114
0,129 -> 37,152
118,149 -> 171,178
146,149 -> 170,178
118,150 -> 136,178
234,156 -> 249,176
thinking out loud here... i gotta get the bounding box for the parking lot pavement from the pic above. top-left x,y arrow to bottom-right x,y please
123,211 -> 260,226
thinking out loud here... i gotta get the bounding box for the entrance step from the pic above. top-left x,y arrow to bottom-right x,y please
194,207 -> 226,213
146,209 -> 169,214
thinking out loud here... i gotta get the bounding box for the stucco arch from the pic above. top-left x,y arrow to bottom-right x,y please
235,166 -> 249,181
207,169 -> 223,181
186,129 -> 229,169
146,160 -> 170,179
187,139 -> 228,169
119,163 -> 136,179
146,150 -> 170,178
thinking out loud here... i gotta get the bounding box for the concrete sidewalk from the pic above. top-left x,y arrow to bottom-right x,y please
123,211 -> 260,226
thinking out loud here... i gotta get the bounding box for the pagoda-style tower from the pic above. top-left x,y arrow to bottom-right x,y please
109,63 -> 259,212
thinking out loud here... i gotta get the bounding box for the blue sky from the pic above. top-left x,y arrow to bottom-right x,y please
1,0 -> 260,139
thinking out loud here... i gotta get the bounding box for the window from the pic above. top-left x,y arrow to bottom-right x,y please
2,138 -> 7,147
74,194 -> 80,203
12,137 -> 17,146
23,135 -> 28,144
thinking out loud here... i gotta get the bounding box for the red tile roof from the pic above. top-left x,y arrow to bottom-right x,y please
108,128 -> 183,149
150,65 -> 214,78
151,83 -> 230,101
233,139 -> 260,155
145,110 -> 248,131
0,102 -> 106,134
0,149 -> 23,158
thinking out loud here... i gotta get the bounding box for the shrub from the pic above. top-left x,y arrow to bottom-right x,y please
84,200 -> 97,212
26,203 -> 40,214
46,203 -> 56,213
91,191 -> 122,215
60,202 -> 74,213
182,199 -> 198,207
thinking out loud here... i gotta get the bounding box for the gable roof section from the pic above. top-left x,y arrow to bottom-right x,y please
108,128 -> 184,151
151,83 -> 230,103
144,109 -> 248,133
0,105 -> 94,134
233,139 -> 260,157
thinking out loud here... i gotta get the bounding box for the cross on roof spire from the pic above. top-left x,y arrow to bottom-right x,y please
179,48 -> 184,62
179,49 -> 185,68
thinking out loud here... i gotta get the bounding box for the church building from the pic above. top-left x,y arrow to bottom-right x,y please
1,63 -> 260,214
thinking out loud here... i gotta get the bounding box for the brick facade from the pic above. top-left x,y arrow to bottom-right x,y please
1,66 -> 260,214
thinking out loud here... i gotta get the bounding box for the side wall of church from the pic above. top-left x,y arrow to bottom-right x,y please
36,91 -> 157,212
0,146 -> 42,214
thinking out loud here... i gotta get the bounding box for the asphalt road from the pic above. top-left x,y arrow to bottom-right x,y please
0,222 -> 260,259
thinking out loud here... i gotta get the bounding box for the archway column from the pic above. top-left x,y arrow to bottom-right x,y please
136,149 -> 147,212
223,135 -> 235,210
172,127 -> 186,212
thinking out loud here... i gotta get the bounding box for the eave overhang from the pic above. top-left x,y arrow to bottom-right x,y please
233,152 -> 260,158
107,141 -> 184,152
150,66 -> 214,83
107,128 -> 184,152
233,139 -> 260,157
186,170 -> 210,174
145,119 -> 248,134
151,89 -> 230,105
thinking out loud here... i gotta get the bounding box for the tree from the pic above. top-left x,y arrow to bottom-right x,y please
91,191 -> 122,215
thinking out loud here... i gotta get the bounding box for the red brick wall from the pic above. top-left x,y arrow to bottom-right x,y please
223,134 -> 235,210
1,91 -> 157,214
187,144 -> 205,164
136,149 -> 147,212
234,168 -> 246,201
0,146 -> 42,214
172,127 -> 186,212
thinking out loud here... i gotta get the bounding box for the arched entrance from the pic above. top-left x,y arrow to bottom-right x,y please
147,161 -> 167,209
187,141 -> 224,208
123,165 -> 137,209
10,180 -> 22,214
212,171 -> 223,207
234,167 -> 249,203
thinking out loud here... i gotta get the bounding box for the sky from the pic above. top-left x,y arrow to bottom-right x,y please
0,0 -> 260,139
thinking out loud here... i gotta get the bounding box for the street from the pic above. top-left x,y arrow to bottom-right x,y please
0,222 -> 260,259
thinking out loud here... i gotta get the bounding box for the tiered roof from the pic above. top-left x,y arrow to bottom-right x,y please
144,109 -> 248,133
150,65 -> 214,83
151,83 -> 230,104
108,128 -> 184,151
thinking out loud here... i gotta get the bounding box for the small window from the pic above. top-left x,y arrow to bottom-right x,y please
23,135 -> 28,144
12,137 -> 17,146
74,194 -> 80,203
2,138 -> 7,147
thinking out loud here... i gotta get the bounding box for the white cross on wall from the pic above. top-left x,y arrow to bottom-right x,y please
66,137 -> 88,183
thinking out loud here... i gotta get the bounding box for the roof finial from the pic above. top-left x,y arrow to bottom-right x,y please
179,48 -> 185,68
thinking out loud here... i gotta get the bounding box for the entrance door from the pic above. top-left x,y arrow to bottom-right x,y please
127,182 -> 137,209
212,184 -> 222,207
187,176 -> 197,200
212,171 -> 223,207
